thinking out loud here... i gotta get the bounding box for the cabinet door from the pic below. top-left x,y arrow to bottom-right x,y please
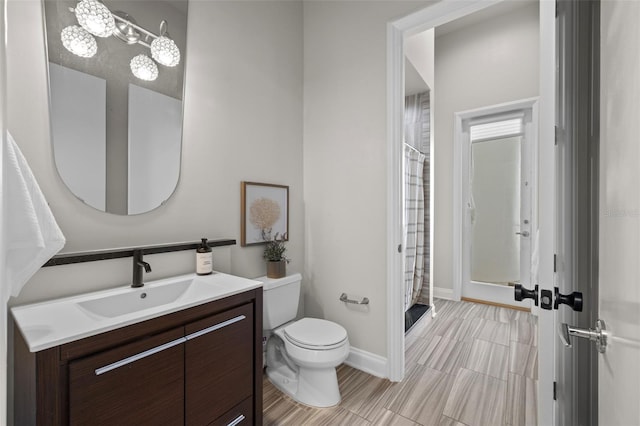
208,397 -> 253,426
185,304 -> 254,425
69,327 -> 185,426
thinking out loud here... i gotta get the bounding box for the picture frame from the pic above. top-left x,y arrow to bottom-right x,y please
241,182 -> 289,246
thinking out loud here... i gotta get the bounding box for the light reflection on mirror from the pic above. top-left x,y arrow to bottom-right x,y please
43,0 -> 188,215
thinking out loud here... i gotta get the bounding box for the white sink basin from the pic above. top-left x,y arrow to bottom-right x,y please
11,272 -> 263,352
77,278 -> 193,318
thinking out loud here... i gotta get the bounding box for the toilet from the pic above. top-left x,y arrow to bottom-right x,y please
260,273 -> 350,408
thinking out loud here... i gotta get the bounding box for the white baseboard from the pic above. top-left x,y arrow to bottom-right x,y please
344,347 -> 388,379
433,286 -> 454,300
462,281 -> 532,310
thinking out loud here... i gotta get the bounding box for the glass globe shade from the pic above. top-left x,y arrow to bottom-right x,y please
130,54 -> 158,81
74,0 -> 116,38
150,36 -> 180,67
61,25 -> 97,58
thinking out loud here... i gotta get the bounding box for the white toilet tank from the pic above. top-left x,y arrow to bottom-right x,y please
259,273 -> 302,330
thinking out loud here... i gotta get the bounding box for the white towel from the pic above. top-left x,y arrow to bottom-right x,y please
4,132 -> 65,297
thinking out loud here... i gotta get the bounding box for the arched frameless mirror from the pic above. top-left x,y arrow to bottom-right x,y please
43,0 -> 188,215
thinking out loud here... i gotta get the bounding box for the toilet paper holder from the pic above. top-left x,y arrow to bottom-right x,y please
340,293 -> 370,305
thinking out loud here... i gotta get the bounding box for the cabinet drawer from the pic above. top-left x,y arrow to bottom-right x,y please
69,327 -> 185,426
208,397 -> 253,426
185,303 -> 254,425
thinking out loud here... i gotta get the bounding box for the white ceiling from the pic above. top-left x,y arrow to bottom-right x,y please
435,0 -> 537,38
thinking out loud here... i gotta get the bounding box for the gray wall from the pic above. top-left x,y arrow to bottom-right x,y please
7,0 -> 303,305
6,0 -> 538,375
302,1 -> 430,357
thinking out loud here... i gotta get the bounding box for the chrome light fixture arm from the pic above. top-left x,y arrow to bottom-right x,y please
111,13 -> 160,48
64,1 -> 181,80
68,6 -> 160,48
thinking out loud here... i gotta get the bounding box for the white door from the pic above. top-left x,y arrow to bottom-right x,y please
455,100 -> 537,308
468,119 -> 532,291
545,0 -> 640,424
598,1 -> 640,423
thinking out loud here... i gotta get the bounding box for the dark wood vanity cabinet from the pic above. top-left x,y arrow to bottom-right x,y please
14,289 -> 263,426
68,327 -> 186,425
185,304 -> 253,425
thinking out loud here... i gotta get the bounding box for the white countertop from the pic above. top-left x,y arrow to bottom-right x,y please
11,272 -> 263,352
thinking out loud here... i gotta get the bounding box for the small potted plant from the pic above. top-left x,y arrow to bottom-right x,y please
263,232 -> 289,278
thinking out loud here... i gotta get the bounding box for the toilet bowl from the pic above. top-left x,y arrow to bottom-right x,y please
260,274 -> 350,408
266,318 -> 349,407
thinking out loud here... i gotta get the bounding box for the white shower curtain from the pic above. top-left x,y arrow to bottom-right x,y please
404,92 -> 430,154
403,145 -> 426,312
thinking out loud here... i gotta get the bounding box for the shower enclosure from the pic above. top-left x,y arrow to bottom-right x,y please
403,91 -> 433,331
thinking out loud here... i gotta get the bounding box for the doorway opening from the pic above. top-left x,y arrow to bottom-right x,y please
454,100 -> 538,308
387,1 -> 556,424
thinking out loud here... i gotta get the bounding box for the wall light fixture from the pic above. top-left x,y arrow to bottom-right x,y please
61,24 -> 98,58
61,0 -> 181,82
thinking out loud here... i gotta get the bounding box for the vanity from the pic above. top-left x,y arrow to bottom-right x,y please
12,272 -> 263,426
23,0 -> 264,423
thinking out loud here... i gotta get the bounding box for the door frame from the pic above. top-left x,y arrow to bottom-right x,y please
386,1 -> 557,424
537,2 -> 557,425
453,98 -> 538,308
386,0 -> 505,382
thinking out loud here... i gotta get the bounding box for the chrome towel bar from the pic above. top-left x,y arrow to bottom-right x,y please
340,293 -> 369,305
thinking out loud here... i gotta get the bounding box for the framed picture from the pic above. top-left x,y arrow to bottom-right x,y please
241,182 -> 289,246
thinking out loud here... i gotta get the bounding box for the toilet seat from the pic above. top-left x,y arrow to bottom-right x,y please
284,318 -> 348,351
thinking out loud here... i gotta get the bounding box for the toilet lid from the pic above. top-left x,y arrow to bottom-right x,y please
284,318 -> 348,349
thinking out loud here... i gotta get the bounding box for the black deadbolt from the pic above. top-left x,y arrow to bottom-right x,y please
554,287 -> 583,311
540,289 -> 553,310
514,284 -> 538,306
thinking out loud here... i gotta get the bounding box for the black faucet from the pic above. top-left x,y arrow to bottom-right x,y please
132,250 -> 151,288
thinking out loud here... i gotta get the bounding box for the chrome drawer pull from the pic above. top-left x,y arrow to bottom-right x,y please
185,315 -> 246,341
94,314 -> 246,375
95,337 -> 186,376
228,414 -> 245,426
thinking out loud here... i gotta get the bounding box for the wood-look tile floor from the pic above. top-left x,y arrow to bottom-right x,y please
263,298 -> 538,426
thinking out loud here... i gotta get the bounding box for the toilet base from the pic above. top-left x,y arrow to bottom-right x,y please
266,365 -> 341,408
